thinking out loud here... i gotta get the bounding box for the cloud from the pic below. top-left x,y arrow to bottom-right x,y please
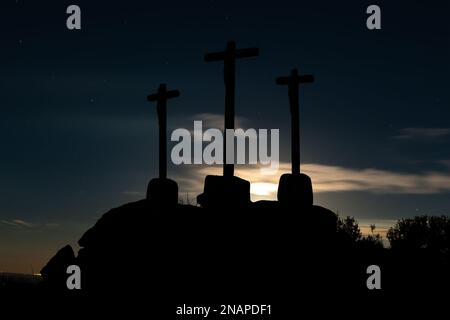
302,164 -> 450,194
175,162 -> 450,202
0,220 -> 18,227
1,219 -> 34,228
12,219 -> 33,228
0,219 -> 59,229
393,127 -> 450,140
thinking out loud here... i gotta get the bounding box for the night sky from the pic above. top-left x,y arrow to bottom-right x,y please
1,0 -> 449,273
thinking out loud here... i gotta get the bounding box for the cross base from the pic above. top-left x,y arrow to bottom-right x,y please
197,175 -> 251,209
147,178 -> 179,206
277,173 -> 313,207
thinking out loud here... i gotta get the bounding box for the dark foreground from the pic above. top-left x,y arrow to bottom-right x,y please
2,196 -> 441,313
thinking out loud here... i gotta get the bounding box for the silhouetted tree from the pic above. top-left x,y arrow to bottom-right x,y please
336,216 -> 362,246
357,234 -> 384,249
336,216 -> 384,249
387,215 -> 450,254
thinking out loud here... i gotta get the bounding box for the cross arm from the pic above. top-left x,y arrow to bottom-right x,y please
147,90 -> 180,102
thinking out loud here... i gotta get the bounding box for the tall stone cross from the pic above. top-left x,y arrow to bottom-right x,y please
147,83 -> 180,179
205,41 -> 259,177
276,69 -> 314,175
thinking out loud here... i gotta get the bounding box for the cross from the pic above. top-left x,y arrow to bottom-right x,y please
276,69 -> 314,175
147,83 -> 180,179
205,41 -> 259,177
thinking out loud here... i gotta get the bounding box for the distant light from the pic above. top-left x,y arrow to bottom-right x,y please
251,182 -> 278,196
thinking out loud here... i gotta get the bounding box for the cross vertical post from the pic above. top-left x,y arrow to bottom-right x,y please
276,69 -> 314,175
205,41 -> 259,177
147,83 -> 180,179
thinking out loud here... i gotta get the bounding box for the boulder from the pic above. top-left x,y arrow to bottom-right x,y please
277,173 -> 313,207
197,175 -> 251,208
147,177 -> 178,206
